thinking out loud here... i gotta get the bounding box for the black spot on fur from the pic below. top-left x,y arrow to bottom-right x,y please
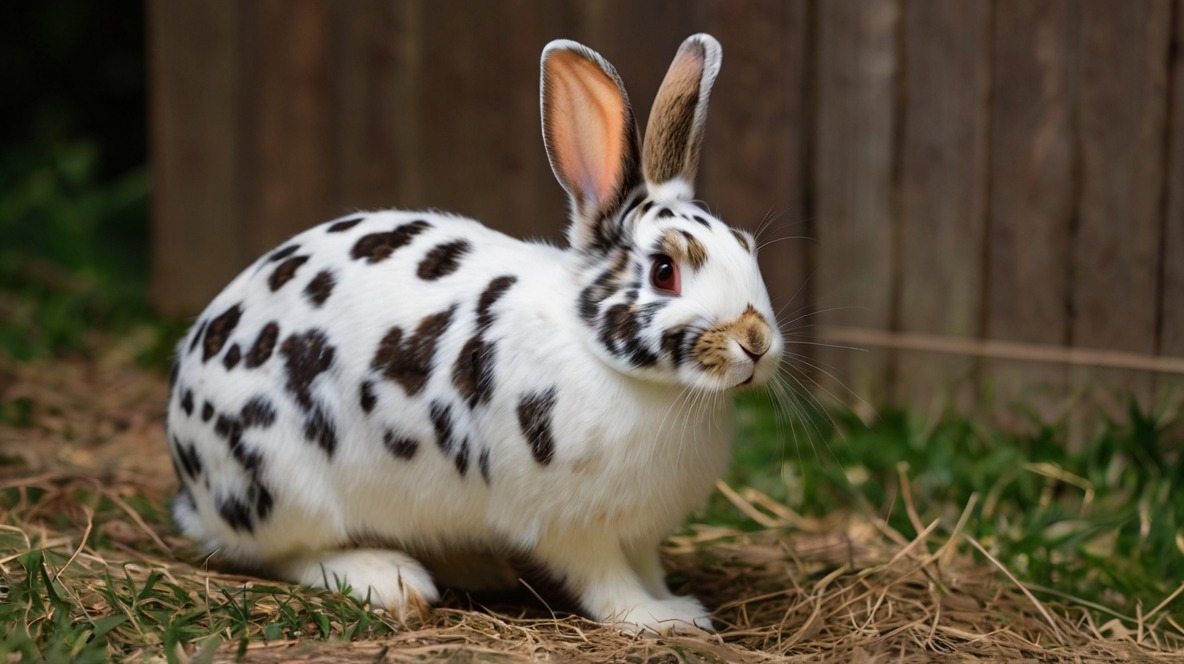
662,328 -> 689,366
304,270 -> 336,307
578,251 -> 629,324
280,329 -> 336,410
173,436 -> 203,480
640,200 -> 656,215
268,244 -> 301,262
350,220 -> 431,264
201,401 -> 214,422
169,361 -> 179,389
327,217 -> 364,233
454,437 -> 470,476
371,305 -> 456,396
656,207 -> 676,219
692,215 -> 712,229
452,276 -> 516,409
303,404 -> 337,456
479,448 -> 492,484
246,322 -> 280,368
270,255 -> 310,291
620,194 -> 645,219
180,390 -> 194,416
430,401 -> 454,453
730,227 -> 753,252
253,484 -> 273,521
429,399 -> 467,476
517,387 -> 558,466
218,495 -> 254,532
598,302 -> 662,366
203,304 -> 242,363
383,429 -> 419,460
231,442 -> 263,473
359,380 -> 377,414
452,337 -> 496,409
214,414 -> 244,449
241,396 -> 277,429
223,343 -> 242,370
417,239 -> 472,280
188,320 -> 207,355
476,276 -> 517,331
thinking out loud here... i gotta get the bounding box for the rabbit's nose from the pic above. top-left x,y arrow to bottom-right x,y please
739,342 -> 766,363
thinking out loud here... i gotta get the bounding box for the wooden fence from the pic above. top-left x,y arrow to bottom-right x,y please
149,0 -> 1184,424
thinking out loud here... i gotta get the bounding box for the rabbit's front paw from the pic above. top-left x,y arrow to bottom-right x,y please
613,596 -> 714,634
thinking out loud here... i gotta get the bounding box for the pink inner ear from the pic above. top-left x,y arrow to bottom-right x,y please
546,52 -> 627,206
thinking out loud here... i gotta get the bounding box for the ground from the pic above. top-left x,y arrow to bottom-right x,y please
1,353 -> 1180,662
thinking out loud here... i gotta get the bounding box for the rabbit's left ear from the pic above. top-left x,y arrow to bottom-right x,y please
642,34 -> 722,193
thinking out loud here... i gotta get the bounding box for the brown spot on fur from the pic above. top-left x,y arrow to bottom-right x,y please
246,322 -> 280,368
222,343 -> 242,370
351,220 -> 431,264
327,217 -> 363,233
656,229 -> 707,271
202,303 -> 242,363
417,240 -> 472,280
383,429 -> 419,459
517,387 -> 558,465
269,255 -> 310,291
730,227 -> 753,253
304,270 -> 336,307
279,329 -> 336,410
453,337 -> 496,409
371,306 -> 457,396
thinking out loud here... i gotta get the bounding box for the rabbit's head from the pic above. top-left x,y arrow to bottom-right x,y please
542,34 -> 783,392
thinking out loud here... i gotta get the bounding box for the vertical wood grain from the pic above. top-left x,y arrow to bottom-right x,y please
1157,0 -> 1184,414
812,0 -> 901,407
982,0 -> 1076,426
148,0 -> 247,315
698,0 -> 808,356
413,0 -> 567,240
895,0 -> 993,409
332,0 -> 420,211
1073,0 -> 1171,421
243,0 -> 337,252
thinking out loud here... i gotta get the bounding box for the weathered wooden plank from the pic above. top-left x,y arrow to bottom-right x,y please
698,0 -> 808,367
148,0 -> 247,315
1156,0 -> 1184,417
981,0 -> 1076,427
332,0 -> 420,211
812,0 -> 900,408
412,0 -> 567,240
895,0 -> 992,409
243,0 -> 337,252
1073,0 -> 1171,423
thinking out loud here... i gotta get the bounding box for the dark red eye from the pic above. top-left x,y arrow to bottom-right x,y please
649,254 -> 681,295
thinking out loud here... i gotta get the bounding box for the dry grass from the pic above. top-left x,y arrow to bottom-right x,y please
2,355 -> 1182,662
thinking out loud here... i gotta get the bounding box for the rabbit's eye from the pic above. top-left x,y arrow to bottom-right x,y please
649,254 -> 681,296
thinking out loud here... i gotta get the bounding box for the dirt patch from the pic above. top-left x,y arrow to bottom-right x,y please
1,355 -> 1180,662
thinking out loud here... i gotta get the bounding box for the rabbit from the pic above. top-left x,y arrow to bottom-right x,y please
165,32 -> 783,633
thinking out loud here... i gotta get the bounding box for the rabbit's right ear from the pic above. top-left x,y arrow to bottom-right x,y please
541,40 -> 642,253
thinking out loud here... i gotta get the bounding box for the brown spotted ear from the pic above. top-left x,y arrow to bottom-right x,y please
642,33 -> 722,191
541,40 -> 642,252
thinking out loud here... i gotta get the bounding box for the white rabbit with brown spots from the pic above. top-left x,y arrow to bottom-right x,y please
167,33 -> 782,633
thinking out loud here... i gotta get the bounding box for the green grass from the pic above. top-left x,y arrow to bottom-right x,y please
716,390 -> 1184,626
